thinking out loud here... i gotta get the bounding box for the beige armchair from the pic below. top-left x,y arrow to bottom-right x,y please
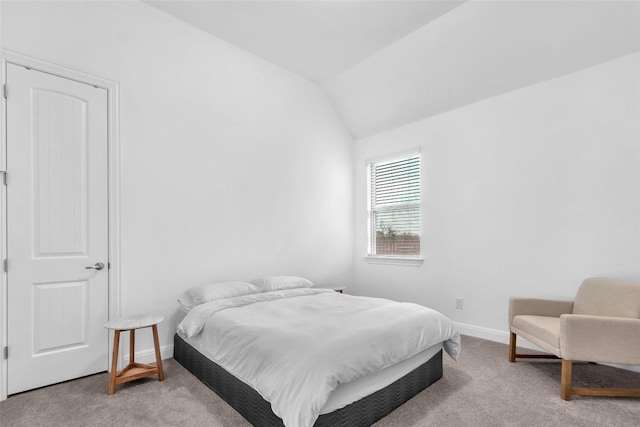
509,277 -> 640,400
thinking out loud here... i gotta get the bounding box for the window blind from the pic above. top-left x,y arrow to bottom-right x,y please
368,153 -> 421,256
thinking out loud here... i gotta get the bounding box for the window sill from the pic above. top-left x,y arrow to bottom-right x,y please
364,256 -> 424,267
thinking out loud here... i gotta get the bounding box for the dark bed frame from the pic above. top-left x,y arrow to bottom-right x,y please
174,334 -> 443,426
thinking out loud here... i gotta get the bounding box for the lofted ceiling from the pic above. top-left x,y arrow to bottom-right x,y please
145,0 -> 465,82
147,0 -> 640,139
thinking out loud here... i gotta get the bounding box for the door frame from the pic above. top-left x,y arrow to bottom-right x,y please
0,49 -> 122,400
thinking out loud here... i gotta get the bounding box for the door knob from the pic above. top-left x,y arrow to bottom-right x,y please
85,262 -> 105,271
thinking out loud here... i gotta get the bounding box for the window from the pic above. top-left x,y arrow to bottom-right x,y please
367,152 -> 421,259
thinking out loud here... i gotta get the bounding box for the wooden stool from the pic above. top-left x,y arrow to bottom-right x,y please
104,314 -> 165,395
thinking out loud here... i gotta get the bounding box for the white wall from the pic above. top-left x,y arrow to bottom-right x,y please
353,53 -> 640,339
0,1 -> 353,358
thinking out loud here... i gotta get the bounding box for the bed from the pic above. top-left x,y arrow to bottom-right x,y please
174,277 -> 460,427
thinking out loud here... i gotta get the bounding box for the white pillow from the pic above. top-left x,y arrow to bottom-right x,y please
249,276 -> 314,292
178,281 -> 260,310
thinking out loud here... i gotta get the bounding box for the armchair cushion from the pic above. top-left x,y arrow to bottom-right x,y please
511,315 -> 561,356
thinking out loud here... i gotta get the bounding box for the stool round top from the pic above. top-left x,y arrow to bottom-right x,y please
104,314 -> 163,330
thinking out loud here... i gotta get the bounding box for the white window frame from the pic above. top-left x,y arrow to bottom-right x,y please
365,149 -> 423,267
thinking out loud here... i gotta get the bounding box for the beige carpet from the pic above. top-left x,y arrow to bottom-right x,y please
1,335 -> 639,426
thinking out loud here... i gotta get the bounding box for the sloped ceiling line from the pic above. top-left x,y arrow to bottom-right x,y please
147,0 -> 640,139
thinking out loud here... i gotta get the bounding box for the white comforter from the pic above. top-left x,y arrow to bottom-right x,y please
177,288 -> 460,427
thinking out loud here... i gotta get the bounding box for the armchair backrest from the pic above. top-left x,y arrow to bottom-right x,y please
572,277 -> 640,319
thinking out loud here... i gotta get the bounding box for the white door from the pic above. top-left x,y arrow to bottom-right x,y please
6,63 -> 109,394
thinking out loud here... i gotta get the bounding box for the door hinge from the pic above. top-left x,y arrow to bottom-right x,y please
0,171 -> 6,186
2,84 -> 6,99
3,346 -> 7,360
3,259 -> 7,273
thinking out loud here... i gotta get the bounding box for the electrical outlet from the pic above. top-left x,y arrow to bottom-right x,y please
455,298 -> 464,310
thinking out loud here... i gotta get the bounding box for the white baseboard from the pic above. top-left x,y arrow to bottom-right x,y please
453,321 -> 640,373
452,321 -> 517,346
122,343 -> 174,365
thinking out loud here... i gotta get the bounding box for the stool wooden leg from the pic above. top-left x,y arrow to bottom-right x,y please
129,329 -> 135,365
109,330 -> 121,395
152,324 -> 164,381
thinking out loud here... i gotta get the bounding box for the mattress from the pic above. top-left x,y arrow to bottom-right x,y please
174,333 -> 444,426
179,326 -> 443,414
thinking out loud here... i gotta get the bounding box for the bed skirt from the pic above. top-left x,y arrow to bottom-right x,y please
174,334 -> 443,426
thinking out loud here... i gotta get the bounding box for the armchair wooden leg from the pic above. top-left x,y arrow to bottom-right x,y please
508,331 -> 559,361
561,359 -> 572,401
509,332 -> 517,362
